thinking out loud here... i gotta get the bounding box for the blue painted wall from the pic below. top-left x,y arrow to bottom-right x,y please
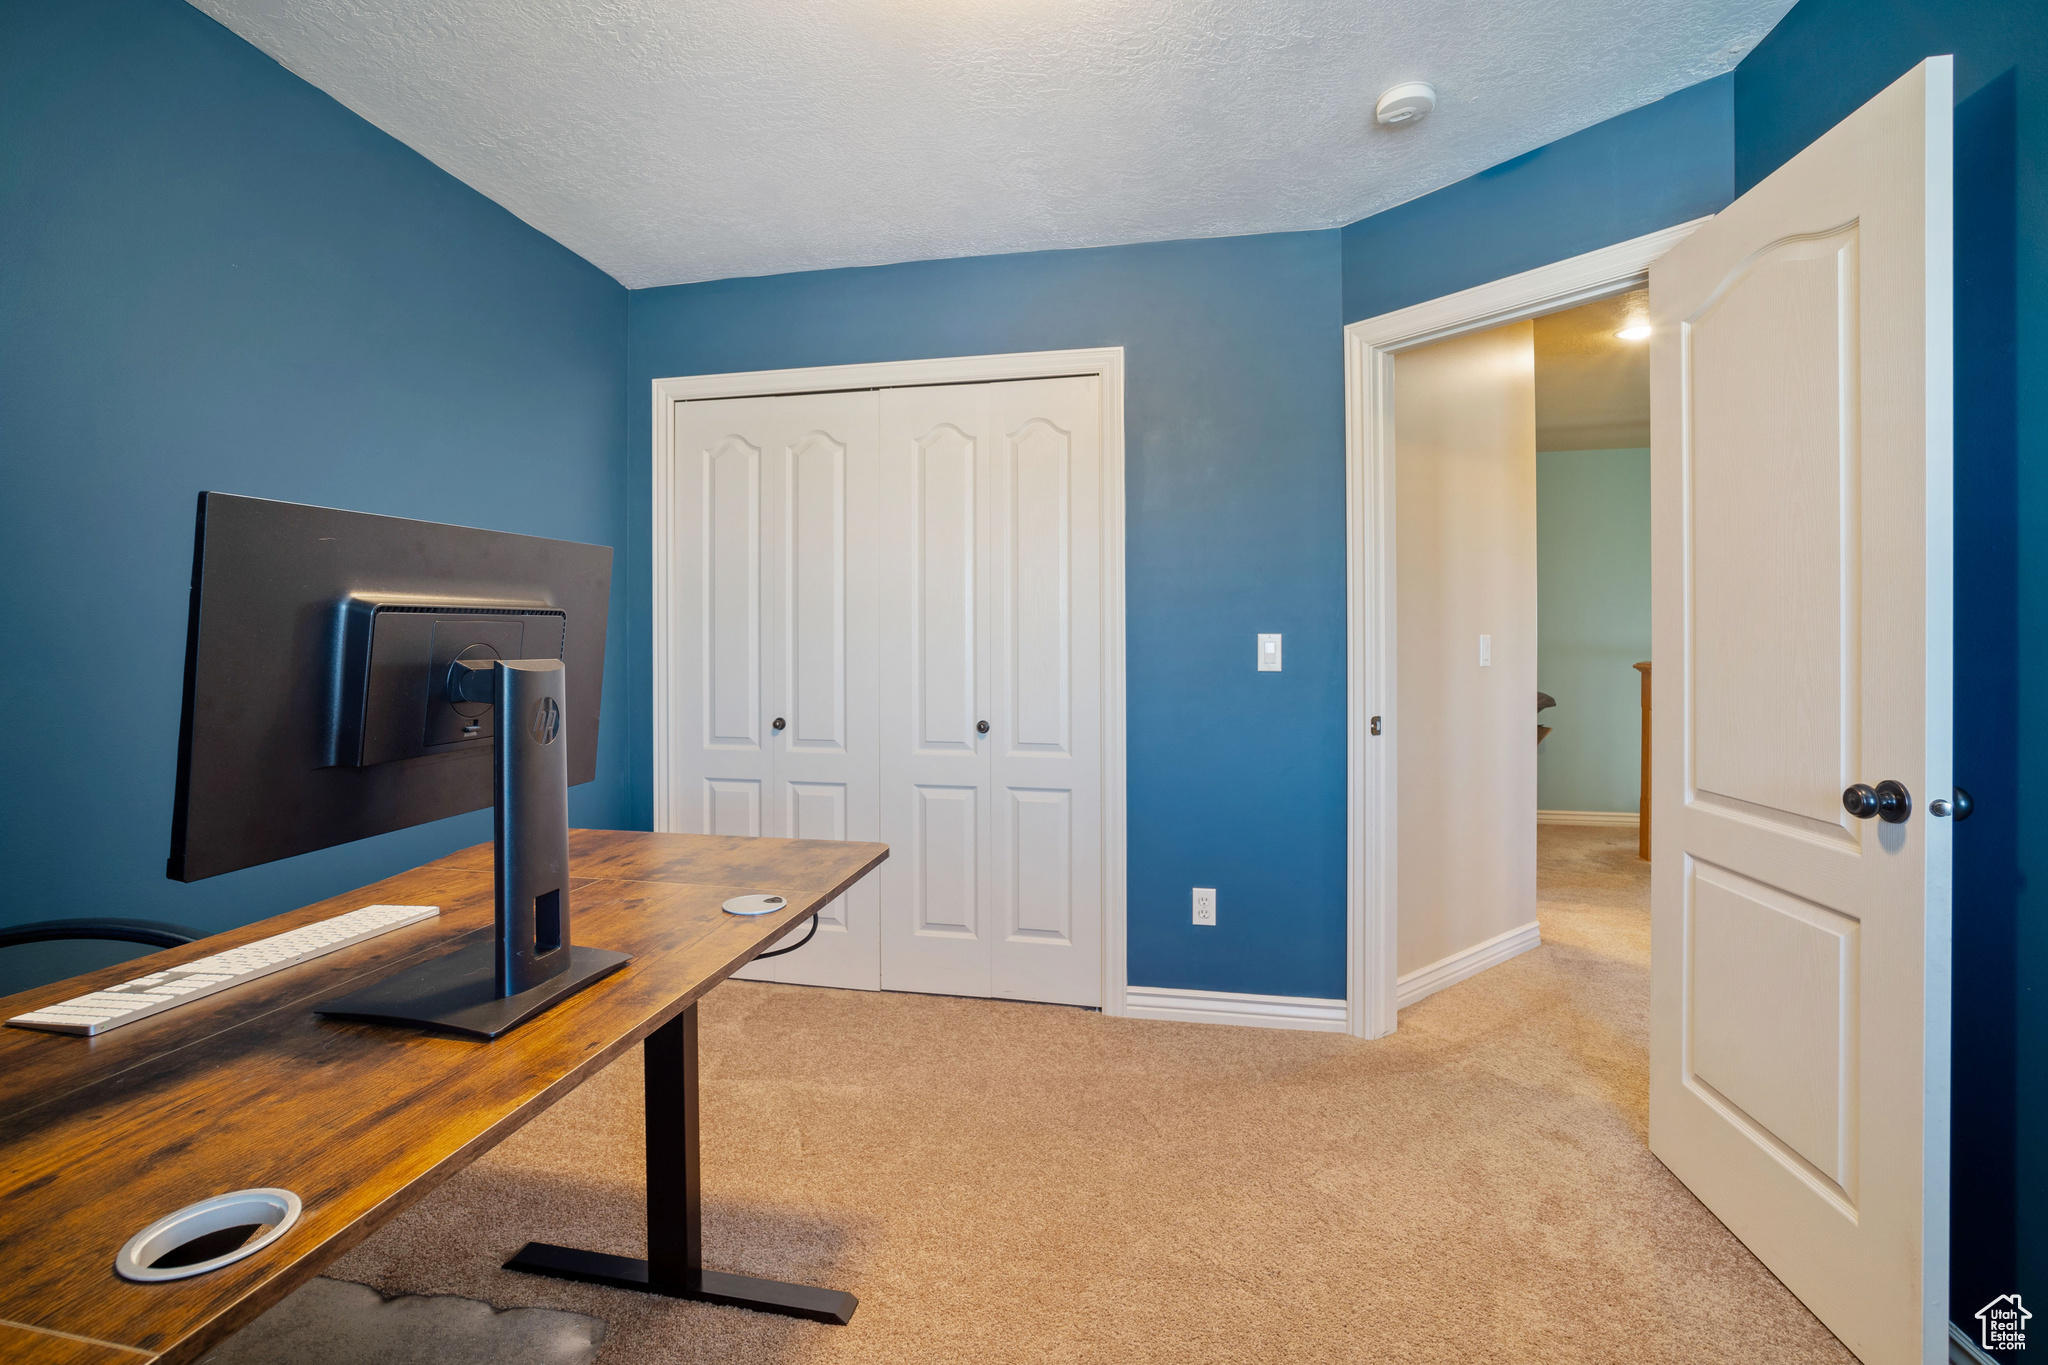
1735,0 -> 2046,1330
1342,76 -> 1736,324
0,0 -> 1735,1010
626,234 -> 1348,998
0,0 -> 630,986
1536,450 -> 1652,814
623,78 -> 1743,1000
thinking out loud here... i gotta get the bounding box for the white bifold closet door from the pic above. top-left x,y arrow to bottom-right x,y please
668,377 -> 1103,1007
877,377 -> 1104,1006
670,390 -> 882,990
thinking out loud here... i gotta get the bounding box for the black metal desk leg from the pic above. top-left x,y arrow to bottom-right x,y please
504,1003 -> 859,1324
645,1000 -> 703,1288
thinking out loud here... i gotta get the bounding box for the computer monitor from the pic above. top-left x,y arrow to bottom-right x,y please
169,492 -> 625,1037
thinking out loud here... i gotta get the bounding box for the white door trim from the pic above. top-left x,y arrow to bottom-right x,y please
650,348 -> 1129,1015
1123,985 -> 1349,1033
1342,222 -> 1710,1039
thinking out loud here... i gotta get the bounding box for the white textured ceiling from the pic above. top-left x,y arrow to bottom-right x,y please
188,0 -> 1790,288
1536,289 -> 1651,450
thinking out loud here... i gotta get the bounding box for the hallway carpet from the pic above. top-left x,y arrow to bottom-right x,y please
327,827 -> 1856,1363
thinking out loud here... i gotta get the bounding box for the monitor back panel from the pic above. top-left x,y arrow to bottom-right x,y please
169,493 -> 611,882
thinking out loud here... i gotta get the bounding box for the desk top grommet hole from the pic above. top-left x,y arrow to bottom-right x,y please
114,1188 -> 302,1283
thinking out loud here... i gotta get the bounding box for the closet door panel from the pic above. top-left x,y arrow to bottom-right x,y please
1006,786 -> 1074,940
672,405 -> 773,837
786,780 -> 854,932
757,392 -> 881,987
913,785 -> 981,936
914,421 -> 980,753
879,385 -> 994,996
669,391 -> 881,988
706,778 -> 762,837
987,378 -> 1103,1006
788,430 -> 849,752
707,436 -> 763,747
1006,416 -> 1073,753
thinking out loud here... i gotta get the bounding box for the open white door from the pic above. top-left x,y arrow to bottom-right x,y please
1648,58 -> 1952,1365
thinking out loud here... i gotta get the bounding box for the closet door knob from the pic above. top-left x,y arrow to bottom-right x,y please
1845,781 -> 1911,823
772,717 -> 786,731
977,720 -> 990,734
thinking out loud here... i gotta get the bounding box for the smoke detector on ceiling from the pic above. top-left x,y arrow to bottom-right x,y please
1376,82 -> 1437,127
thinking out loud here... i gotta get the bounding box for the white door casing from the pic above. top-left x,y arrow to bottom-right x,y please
1648,58 -> 1952,1365
669,390 -> 883,988
1344,220 -> 1710,1038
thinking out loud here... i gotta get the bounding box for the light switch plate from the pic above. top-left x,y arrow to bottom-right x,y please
1257,634 -> 1282,671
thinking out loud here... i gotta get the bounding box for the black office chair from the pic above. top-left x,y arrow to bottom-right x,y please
0,918 -> 204,951
0,919 -> 205,997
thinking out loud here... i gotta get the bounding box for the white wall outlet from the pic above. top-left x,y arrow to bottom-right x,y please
1478,634 -> 1492,667
1257,634 -> 1282,671
1192,887 -> 1217,925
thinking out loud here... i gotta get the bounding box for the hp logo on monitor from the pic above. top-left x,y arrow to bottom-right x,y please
530,696 -> 561,745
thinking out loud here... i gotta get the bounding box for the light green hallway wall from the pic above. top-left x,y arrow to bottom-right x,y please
1536,448 -> 1651,812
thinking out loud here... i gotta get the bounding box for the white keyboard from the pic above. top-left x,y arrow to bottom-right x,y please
7,904 -> 440,1037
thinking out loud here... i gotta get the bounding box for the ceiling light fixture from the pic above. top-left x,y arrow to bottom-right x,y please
1616,325 -> 1653,341
1376,82 -> 1437,127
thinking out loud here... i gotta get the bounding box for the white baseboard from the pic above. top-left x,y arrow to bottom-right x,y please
1536,809 -> 1639,827
1951,1323 -> 1996,1364
1123,985 -> 1349,1033
1396,920 -> 1543,1010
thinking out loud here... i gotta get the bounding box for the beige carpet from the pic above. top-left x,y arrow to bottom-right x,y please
329,826 -> 1856,1363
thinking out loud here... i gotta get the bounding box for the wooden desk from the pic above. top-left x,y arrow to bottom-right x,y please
0,830 -> 887,1364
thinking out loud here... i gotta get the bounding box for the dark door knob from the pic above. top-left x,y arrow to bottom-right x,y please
976,720 -> 990,734
772,717 -> 786,731
1873,780 -> 1912,823
1845,781 -> 1911,823
1931,786 -> 1974,820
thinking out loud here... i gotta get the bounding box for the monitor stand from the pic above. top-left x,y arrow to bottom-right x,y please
318,658 -> 628,1039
